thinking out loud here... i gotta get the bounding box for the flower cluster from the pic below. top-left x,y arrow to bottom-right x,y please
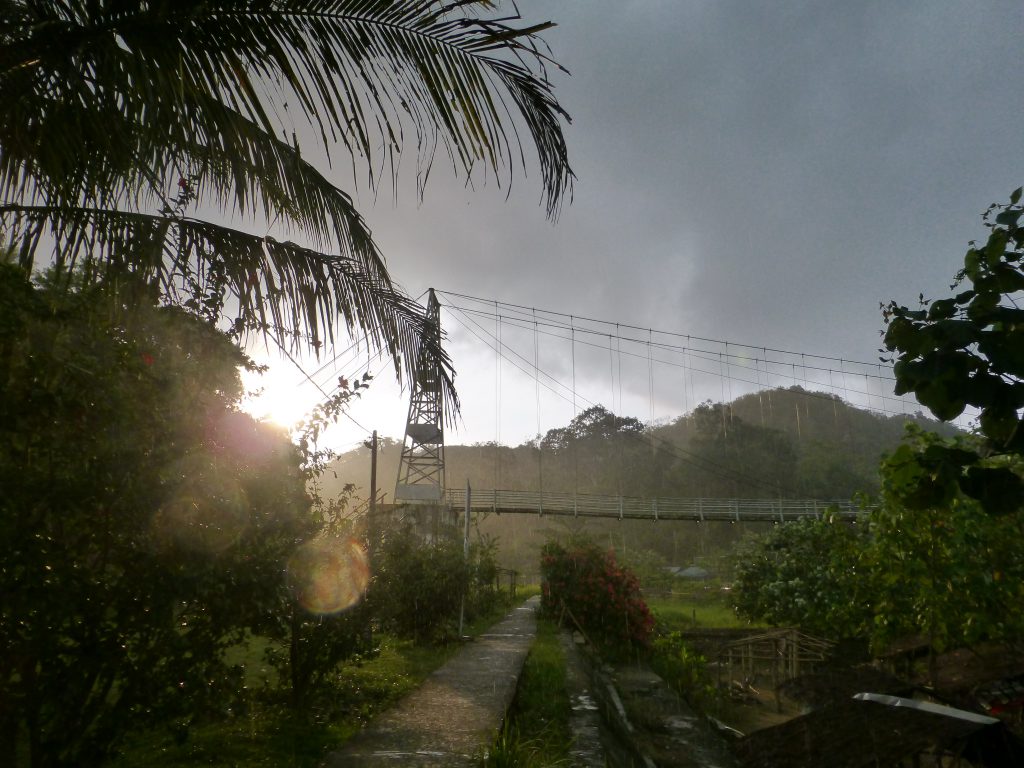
540,541 -> 654,651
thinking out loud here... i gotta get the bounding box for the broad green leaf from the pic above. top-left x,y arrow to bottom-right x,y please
927,298 -> 957,320
985,229 -> 1010,265
994,208 -> 1022,227
916,377 -> 967,421
959,466 -> 1024,516
979,403 -> 1021,447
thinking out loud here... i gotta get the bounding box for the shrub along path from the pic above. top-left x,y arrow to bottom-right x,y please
323,596 -> 539,767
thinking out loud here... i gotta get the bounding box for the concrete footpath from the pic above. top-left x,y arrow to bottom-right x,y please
323,596 -> 539,767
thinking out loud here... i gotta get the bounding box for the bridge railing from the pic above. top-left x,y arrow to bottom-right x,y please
443,488 -> 868,523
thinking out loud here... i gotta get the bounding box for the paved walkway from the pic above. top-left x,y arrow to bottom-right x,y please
324,596 -> 539,767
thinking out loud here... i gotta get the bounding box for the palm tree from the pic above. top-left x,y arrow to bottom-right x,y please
0,1 -> 573,401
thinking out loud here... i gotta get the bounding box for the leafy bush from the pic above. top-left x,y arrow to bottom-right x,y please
466,534 -> 503,620
730,517 -> 870,638
0,268 -> 314,765
540,541 -> 654,653
650,631 -> 715,708
372,525 -> 505,644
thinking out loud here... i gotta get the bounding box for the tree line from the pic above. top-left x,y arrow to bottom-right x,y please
326,388 -> 959,578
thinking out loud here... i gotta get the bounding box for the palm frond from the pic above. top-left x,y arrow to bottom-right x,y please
0,203 -> 460,421
0,0 -> 573,217
0,0 -> 572,424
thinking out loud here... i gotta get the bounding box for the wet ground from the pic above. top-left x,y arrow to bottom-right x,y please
562,632 -> 741,768
560,630 -> 640,767
324,600 -> 749,767
324,597 -> 539,767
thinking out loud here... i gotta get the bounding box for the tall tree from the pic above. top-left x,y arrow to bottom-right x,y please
872,428 -> 1024,662
538,405 -> 671,495
881,189 -> 1024,515
0,0 -> 573,399
0,264 -> 316,766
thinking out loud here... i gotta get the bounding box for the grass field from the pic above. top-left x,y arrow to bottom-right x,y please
485,617 -> 571,767
646,594 -> 765,631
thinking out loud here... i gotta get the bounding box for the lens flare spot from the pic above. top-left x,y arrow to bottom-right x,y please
288,538 -> 370,615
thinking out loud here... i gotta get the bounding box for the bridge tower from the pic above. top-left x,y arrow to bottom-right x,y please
395,289 -> 446,505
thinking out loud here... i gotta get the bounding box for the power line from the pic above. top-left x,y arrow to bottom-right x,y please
443,301 -> 900,385
444,304 -> 798,495
267,336 -> 374,436
287,288 -> 431,394
444,301 -> 920,416
436,288 -> 892,371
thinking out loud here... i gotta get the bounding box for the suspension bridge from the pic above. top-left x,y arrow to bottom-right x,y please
277,286 -> 954,522
444,487 -> 865,522
383,289 -> 885,523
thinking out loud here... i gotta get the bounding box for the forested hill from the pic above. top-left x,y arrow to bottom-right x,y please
327,386 -> 960,504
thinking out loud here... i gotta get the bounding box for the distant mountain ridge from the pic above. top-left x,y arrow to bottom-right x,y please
326,386 -> 960,504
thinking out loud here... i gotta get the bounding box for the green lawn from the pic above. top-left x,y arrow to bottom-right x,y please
647,594 -> 765,631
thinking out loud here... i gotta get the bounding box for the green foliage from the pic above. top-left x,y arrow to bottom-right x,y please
111,706 -> 344,768
730,517 -> 872,638
540,541 -> 654,653
873,429 -> 1024,652
618,547 -> 675,593
541,405 -> 645,451
372,525 -> 503,645
111,632 -> 464,768
0,267 -> 313,765
648,596 -> 760,631
262,598 -> 375,717
650,632 -> 715,707
882,190 -> 1024,515
677,401 -> 799,496
729,429 -> 1024,653
256,481 -> 377,715
534,405 -> 675,497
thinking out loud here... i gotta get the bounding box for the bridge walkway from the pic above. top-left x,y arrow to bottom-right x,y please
445,488 -> 868,523
323,597 -> 539,767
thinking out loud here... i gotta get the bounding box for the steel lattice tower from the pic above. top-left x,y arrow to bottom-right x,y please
395,289 -> 446,504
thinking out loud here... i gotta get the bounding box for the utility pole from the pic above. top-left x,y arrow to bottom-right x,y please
364,430 -> 379,650
369,430 -> 378,517
367,430 -> 379,567
458,480 -> 471,638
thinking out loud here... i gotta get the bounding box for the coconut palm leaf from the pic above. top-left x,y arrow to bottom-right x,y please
1,202 -> 461,421
0,0 -> 573,217
0,0 -> 572,416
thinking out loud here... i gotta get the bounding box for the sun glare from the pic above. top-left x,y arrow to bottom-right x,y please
240,365 -> 319,431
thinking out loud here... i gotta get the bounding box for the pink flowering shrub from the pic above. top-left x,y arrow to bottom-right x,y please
540,541 -> 654,652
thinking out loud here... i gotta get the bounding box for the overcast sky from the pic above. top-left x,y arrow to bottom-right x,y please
245,0 -> 1024,453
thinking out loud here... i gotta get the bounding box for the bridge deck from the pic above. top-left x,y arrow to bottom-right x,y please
444,488 -> 868,523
